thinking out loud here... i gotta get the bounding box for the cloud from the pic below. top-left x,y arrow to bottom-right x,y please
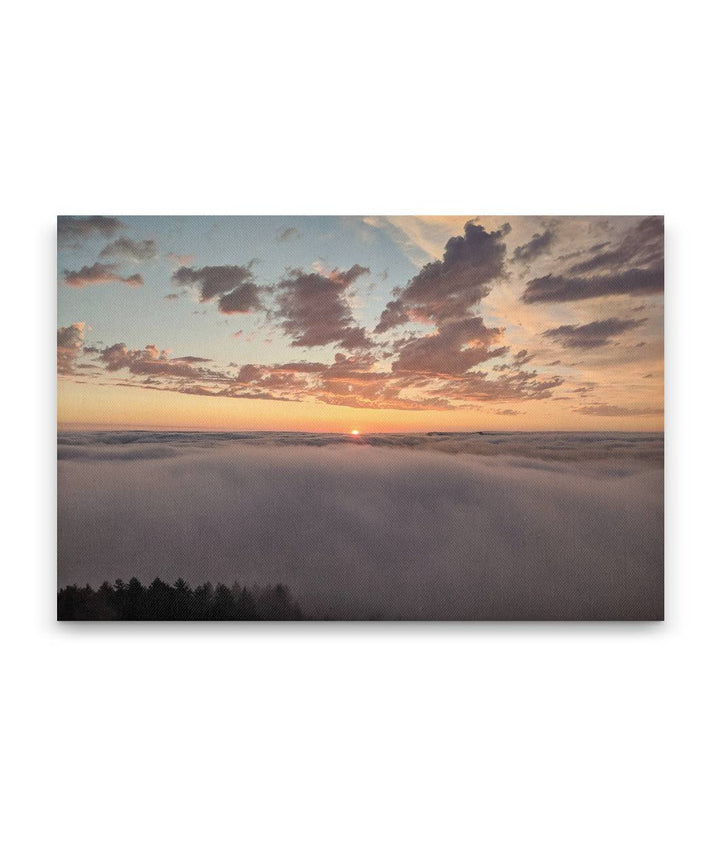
523,268 -> 663,303
392,316 -> 507,376
74,317 -> 566,412
99,237 -> 157,263
512,228 -> 555,263
375,220 -> 510,331
543,317 -> 646,349
522,217 -> 663,303
167,252 -> 195,267
276,227 -> 301,242
512,349 -> 533,366
434,370 -> 564,404
58,216 -> 124,246
573,404 -> 664,417
566,216 -> 663,275
62,263 -> 144,288
495,349 -> 535,370
57,322 -> 86,374
171,264 -> 265,314
274,265 -> 372,349
363,215 -> 470,266
374,299 -> 410,334
57,440 -> 663,619
97,343 -> 226,381
57,215 -> 663,420
218,284 -> 266,314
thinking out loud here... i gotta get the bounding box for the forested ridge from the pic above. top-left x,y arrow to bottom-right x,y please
57,577 -> 303,621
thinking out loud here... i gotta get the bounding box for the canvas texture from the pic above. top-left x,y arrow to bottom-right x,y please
57,215 -> 664,620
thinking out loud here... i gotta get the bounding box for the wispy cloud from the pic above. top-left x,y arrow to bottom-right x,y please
543,317 -> 646,349
63,263 -> 144,288
99,237 -> 157,263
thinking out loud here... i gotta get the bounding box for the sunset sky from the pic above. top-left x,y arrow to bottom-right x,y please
57,215 -> 663,432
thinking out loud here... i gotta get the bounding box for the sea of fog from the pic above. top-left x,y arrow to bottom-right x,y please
57,431 -> 663,619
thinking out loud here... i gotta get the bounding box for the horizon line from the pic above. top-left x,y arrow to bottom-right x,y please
58,423 -> 664,436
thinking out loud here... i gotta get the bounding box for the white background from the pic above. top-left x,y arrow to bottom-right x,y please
2,1 -> 718,854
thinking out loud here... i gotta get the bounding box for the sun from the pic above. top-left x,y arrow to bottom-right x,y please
350,429 -> 360,436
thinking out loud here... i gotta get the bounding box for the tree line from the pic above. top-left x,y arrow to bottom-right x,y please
57,577 -> 304,621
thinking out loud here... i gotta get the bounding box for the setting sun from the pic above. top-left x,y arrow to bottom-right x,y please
350,429 -> 360,435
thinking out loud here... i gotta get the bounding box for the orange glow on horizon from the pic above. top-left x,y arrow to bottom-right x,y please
57,378 -> 664,434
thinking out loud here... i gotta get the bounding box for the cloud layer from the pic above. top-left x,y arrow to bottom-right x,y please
522,216 -> 663,303
57,437 -> 664,619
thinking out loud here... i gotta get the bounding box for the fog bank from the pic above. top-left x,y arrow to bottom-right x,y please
58,436 -> 663,619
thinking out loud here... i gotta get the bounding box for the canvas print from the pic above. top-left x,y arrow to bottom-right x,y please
57,215 -> 663,620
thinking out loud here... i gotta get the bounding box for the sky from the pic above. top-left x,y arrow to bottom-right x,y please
57,215 -> 664,432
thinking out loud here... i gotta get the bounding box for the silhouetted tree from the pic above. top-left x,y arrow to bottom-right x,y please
94,581 -> 117,619
236,585 -> 257,620
255,583 -> 303,620
125,577 -> 145,620
172,578 -> 192,619
57,576 -> 304,621
192,583 -> 214,620
147,577 -> 173,620
211,584 -> 236,620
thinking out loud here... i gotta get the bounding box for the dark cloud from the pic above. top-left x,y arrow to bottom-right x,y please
555,241 -> 611,263
276,227 -> 301,242
98,343 -> 226,381
375,220 -> 510,331
543,317 -> 646,349
572,385 -> 597,398
392,316 -> 507,376
172,264 -> 253,301
523,217 -> 663,303
495,349 -> 535,371
274,265 -> 372,350
171,265 -> 265,314
99,237 -> 157,263
567,216 -> 663,275
58,216 -> 124,246
523,268 -> 663,303
63,263 -> 144,288
374,299 -> 410,334
512,229 -> 555,263
217,284 -> 266,315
